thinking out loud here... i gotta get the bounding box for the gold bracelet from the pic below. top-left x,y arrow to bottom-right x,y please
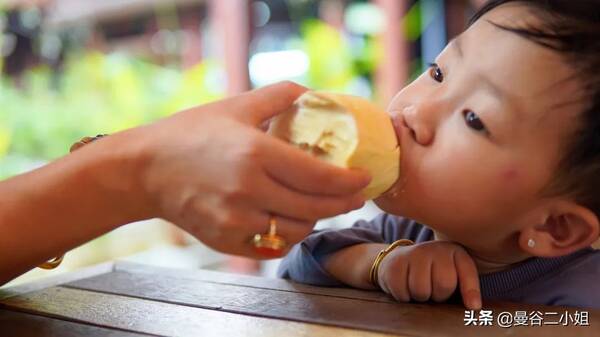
37,134 -> 109,270
369,239 -> 414,288
38,255 -> 65,270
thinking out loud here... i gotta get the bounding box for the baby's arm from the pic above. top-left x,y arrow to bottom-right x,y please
278,214 -> 481,309
323,241 -> 482,309
277,220 -> 386,287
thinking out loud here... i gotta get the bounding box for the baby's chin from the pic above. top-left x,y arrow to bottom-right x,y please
373,193 -> 410,218
374,192 -> 444,230
374,194 -> 491,247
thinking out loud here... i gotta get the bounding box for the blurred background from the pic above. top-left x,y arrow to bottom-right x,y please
1,0 -> 488,286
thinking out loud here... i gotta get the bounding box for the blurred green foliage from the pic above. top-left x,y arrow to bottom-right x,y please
0,52 -> 224,179
301,19 -> 377,91
0,13 -> 384,180
302,19 -> 355,89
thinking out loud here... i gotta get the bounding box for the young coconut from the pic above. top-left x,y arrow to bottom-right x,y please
269,91 -> 400,199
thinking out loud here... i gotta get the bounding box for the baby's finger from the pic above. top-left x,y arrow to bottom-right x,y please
382,259 -> 411,302
455,249 -> 482,310
431,258 -> 458,302
407,260 -> 433,302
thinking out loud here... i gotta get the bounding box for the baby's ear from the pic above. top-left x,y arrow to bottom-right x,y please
519,201 -> 599,258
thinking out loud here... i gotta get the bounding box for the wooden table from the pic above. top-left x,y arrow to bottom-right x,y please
1,261 -> 598,337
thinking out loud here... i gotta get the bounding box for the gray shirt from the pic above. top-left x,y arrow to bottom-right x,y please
278,213 -> 600,309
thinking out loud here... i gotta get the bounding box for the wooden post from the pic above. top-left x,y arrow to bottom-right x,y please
208,0 -> 258,273
181,11 -> 203,69
318,0 -> 345,31
209,0 -> 251,95
445,0 -> 469,40
373,0 -> 409,106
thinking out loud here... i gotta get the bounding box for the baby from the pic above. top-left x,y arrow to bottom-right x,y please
278,0 -> 600,310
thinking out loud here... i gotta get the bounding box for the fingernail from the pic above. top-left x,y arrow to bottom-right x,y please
468,289 -> 482,309
471,297 -> 482,310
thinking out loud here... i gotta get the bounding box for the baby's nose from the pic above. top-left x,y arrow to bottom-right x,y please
403,105 -> 434,146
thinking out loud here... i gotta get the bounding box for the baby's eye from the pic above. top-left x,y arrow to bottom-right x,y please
428,63 -> 444,82
463,110 -> 488,133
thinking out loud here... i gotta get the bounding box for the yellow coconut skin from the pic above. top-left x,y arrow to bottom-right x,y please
269,91 -> 400,200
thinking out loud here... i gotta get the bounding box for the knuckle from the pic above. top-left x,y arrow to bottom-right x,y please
239,138 -> 262,161
222,184 -> 248,203
217,210 -> 242,230
222,175 -> 256,204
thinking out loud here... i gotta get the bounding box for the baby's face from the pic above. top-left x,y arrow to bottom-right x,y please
375,4 -> 585,250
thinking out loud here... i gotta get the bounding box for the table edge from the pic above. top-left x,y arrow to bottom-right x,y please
0,261 -> 115,300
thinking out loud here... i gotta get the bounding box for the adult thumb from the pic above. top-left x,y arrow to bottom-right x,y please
234,81 -> 308,126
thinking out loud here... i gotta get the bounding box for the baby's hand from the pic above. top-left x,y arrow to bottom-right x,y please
377,241 -> 482,309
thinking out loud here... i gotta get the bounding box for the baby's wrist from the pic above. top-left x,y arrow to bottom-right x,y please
369,239 -> 415,288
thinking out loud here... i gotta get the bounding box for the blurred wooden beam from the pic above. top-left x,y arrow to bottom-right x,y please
3,0 -> 51,9
45,0 -> 205,28
373,0 -> 409,106
181,13 -> 203,69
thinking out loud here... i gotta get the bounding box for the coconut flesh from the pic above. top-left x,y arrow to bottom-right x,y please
268,91 -> 400,200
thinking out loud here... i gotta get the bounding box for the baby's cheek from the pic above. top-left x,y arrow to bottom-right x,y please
501,168 -> 519,181
495,168 -> 525,197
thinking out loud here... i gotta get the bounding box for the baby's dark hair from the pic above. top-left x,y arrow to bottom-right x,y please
471,1 -> 600,215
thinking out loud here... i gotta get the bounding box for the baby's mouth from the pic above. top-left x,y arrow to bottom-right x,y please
379,112 -> 407,198
389,112 -> 405,150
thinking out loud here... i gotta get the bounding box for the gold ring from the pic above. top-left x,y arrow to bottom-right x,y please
252,216 -> 287,257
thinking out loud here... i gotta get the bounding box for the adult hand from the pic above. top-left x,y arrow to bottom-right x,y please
135,81 -> 371,258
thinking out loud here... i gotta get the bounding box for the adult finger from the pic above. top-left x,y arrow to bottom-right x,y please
455,249 -> 482,310
236,212 -> 316,259
257,212 -> 316,245
253,176 -> 365,221
233,81 -> 308,125
261,137 -> 371,196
